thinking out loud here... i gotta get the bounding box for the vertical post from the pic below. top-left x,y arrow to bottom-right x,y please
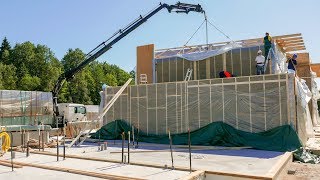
98,130 -> 101,150
294,77 -> 298,130
121,132 -> 124,163
9,132 -> 13,171
128,131 -> 130,164
114,121 -> 117,145
132,126 -> 135,147
23,130 -> 26,151
63,119 -> 66,160
56,130 -> 59,161
42,130 -> 44,152
20,127 -> 23,152
137,128 -> 139,148
168,130 -> 174,169
38,127 -> 41,151
26,140 -> 30,157
188,128 -> 192,173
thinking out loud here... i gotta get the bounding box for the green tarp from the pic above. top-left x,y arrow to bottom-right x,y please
91,120 -> 301,152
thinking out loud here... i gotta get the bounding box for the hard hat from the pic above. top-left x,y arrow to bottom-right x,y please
257,50 -> 262,53
293,53 -> 298,58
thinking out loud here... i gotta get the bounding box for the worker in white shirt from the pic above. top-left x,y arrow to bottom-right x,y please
255,50 -> 265,75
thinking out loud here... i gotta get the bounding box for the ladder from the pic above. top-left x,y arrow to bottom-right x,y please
139,74 -> 147,84
263,46 -> 284,74
184,68 -> 193,81
68,78 -> 132,148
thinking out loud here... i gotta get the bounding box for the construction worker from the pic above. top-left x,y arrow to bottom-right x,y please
287,53 -> 298,74
219,71 -> 234,78
263,32 -> 272,60
255,50 -> 265,75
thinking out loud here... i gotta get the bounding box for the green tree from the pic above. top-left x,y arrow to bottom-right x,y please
20,74 -> 41,91
0,63 -> 17,89
62,48 -> 85,70
34,45 -> 62,91
130,70 -> 135,80
0,37 -> 12,64
61,49 -> 92,104
10,42 -> 62,92
105,73 -> 118,86
10,42 -> 36,80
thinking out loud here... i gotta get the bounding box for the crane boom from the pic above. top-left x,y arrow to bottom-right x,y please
52,2 -> 204,125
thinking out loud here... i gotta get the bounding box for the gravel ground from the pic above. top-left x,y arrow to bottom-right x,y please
283,162 -> 320,180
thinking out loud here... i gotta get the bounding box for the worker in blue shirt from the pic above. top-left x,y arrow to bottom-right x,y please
287,53 -> 298,74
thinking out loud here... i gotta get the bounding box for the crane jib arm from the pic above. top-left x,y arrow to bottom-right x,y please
52,2 -> 204,118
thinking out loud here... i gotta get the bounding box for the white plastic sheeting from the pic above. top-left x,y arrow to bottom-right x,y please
176,42 -> 242,61
310,71 -> 320,126
155,44 -> 281,83
103,74 -> 295,135
296,77 -> 315,145
0,90 -> 53,126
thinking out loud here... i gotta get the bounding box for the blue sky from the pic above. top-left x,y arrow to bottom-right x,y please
1,0 -> 319,72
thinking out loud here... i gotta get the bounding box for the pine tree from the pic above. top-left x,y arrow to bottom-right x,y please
0,37 -> 12,64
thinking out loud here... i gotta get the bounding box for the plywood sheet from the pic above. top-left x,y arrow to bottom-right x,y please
137,44 -> 154,84
311,64 -> 320,77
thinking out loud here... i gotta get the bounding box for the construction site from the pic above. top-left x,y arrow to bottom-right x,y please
1,2 -> 320,180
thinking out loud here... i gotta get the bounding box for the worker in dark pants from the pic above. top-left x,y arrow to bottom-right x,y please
263,32 -> 272,60
287,53 -> 298,74
255,50 -> 265,75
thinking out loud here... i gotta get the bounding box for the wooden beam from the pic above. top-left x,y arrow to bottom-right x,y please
155,33 -> 304,54
0,160 -> 23,168
181,170 -> 205,180
285,47 -> 306,52
277,39 -> 302,46
282,42 -> 304,47
285,45 -> 305,49
277,37 -> 303,42
265,152 -> 293,179
1,159 -> 142,180
273,33 -> 302,39
282,39 -> 303,44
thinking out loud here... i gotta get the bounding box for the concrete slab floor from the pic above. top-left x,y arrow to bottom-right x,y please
1,152 -> 189,180
44,141 -> 285,176
0,166 -> 100,180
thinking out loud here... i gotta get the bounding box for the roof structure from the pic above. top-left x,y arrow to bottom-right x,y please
155,33 -> 306,59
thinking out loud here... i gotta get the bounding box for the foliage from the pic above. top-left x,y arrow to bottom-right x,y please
0,37 -> 11,64
0,38 -> 132,105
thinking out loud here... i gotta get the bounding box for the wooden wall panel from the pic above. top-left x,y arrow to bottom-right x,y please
137,44 -> 154,84
311,64 -> 320,77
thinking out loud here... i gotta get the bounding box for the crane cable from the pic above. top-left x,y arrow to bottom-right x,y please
206,18 -> 233,42
181,14 -> 233,52
183,19 -> 206,47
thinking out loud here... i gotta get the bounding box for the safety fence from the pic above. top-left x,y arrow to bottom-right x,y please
0,90 -> 53,126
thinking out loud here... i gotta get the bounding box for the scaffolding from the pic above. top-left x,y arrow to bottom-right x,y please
104,74 -> 296,134
0,90 -> 53,126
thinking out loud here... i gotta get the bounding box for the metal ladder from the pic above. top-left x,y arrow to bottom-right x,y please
184,68 -> 193,81
263,45 -> 284,74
